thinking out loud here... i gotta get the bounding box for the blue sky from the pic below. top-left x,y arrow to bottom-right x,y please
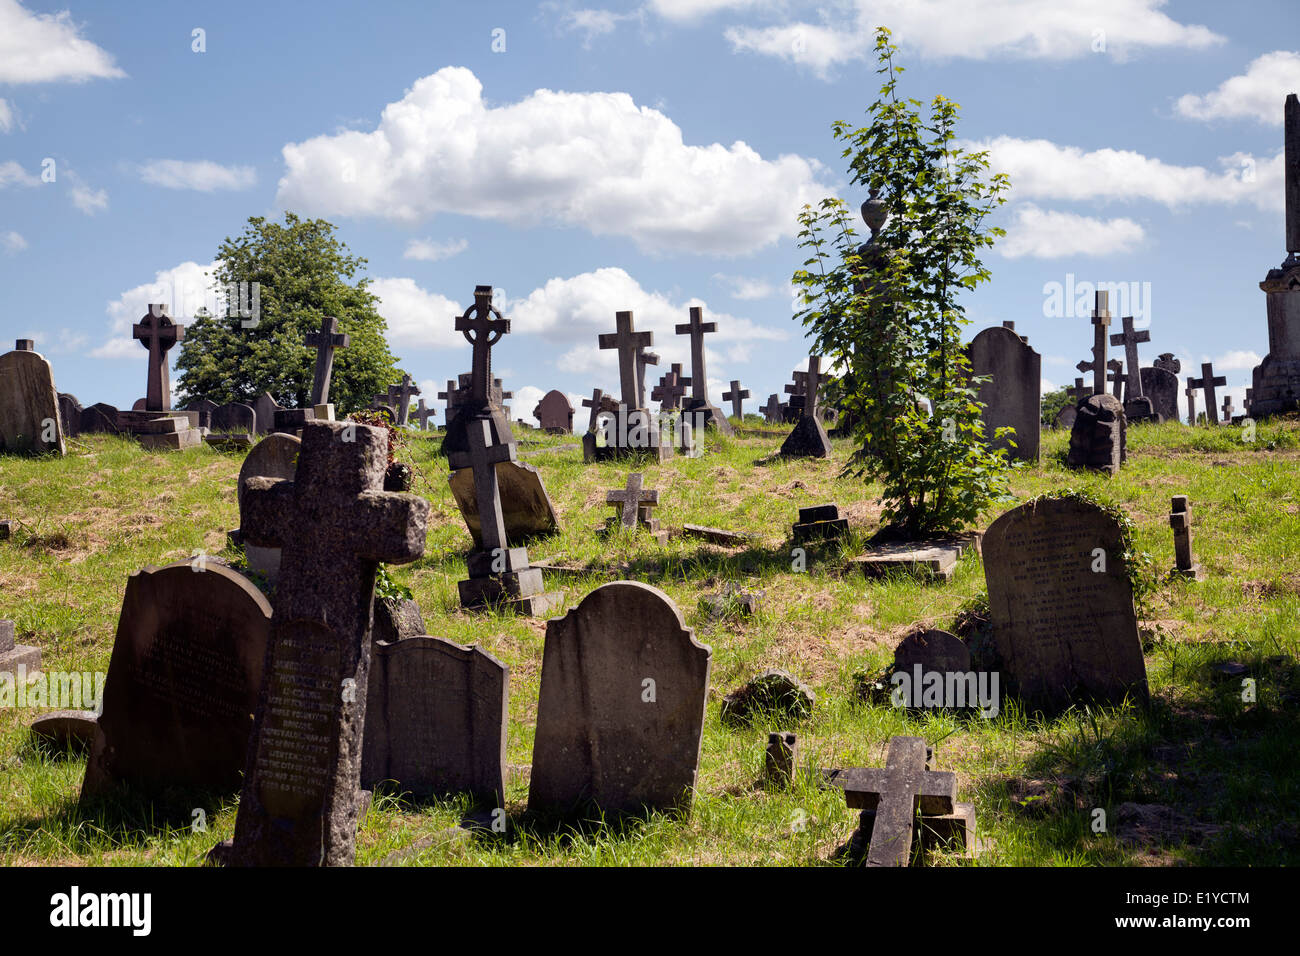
2,0 -> 1296,424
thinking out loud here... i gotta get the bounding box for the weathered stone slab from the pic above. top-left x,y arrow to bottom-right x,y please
448,459 -> 559,545
253,392 -> 281,435
361,636 -> 508,806
30,710 -> 99,751
983,497 -> 1148,714
893,629 -> 971,677
1067,393 -> 1126,475
210,401 -> 256,436
58,393 -> 83,438
528,581 -> 711,818
80,560 -> 272,799
848,540 -> 962,582
0,343 -> 64,455
681,524 -> 754,547
720,668 -> 813,725
792,503 -> 848,543
969,325 -> 1041,461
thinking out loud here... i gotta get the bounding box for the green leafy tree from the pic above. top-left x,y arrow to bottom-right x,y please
792,27 -> 1013,537
175,213 -> 403,412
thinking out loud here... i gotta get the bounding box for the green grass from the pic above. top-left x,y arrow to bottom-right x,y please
1,416 -> 1298,866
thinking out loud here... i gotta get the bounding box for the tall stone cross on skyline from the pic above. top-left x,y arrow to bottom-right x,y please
804,357 -> 823,419
220,421 -> 429,867
1109,315 -> 1150,401
1188,362 -> 1228,424
675,306 -> 717,404
456,285 -> 509,408
1076,291 -> 1112,395
133,305 -> 185,412
304,316 -> 350,408
599,311 -> 653,409
722,380 -> 749,420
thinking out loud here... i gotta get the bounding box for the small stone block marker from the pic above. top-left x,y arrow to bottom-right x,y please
1170,495 -> 1205,581
214,420 -> 429,867
983,497 -> 1148,715
528,581 -> 711,818
824,736 -> 959,867
764,731 -> 798,787
0,618 -> 41,677
792,503 -> 848,544
361,636 -> 508,806
81,560 -> 272,800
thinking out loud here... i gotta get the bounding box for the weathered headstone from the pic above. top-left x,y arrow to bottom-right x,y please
1054,404 -> 1077,430
184,398 -> 219,431
780,356 -> 833,458
233,433 -> 301,584
1169,495 -> 1204,580
58,393 -> 83,438
304,316 -> 349,408
528,581 -> 711,817
722,380 -> 750,421
386,374 -> 420,427
893,629 -> 971,681
792,502 -> 848,543
448,457 -> 560,545
0,340 -> 64,455
765,731 -> 798,787
1067,393 -> 1126,475
533,389 -> 574,433
1139,365 -> 1180,423
969,324 -> 1041,461
676,306 -> 732,436
133,306 -> 184,412
1248,93 -> 1300,417
81,402 -> 121,435
215,421 -> 429,867
252,392 -> 281,435
81,561 -> 272,799
983,497 -> 1149,714
361,636 -> 508,806
760,393 -> 784,425
207,402 -> 256,443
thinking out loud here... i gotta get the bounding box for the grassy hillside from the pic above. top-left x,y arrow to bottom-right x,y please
1,416 -> 1298,866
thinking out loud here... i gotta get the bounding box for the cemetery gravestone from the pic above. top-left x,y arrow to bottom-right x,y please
635,347 -> 660,409
234,433 -> 302,585
983,497 -> 1149,714
650,364 -> 690,412
386,374 -> 420,427
780,356 -> 832,458
448,457 -> 560,545
1106,359 -> 1125,400
253,392 -> 281,435
412,398 -> 436,430
215,421 -> 429,867
58,393 -> 83,438
1076,292 -> 1112,396
1139,365 -> 1180,423
676,306 -> 732,436
81,561 -> 272,799
1170,495 -> 1204,580
0,340 -> 64,455
528,581 -> 711,818
133,306 -> 184,412
1067,393 -> 1126,475
361,636 -> 508,806
1188,362 -> 1228,425
533,389 -> 574,433
722,380 -> 750,421
792,503 -> 848,543
304,316 -> 349,408
442,287 -> 514,458
184,398 -> 219,431
761,394 -> 783,425
969,324 -> 1041,461
597,310 -> 671,460
206,402 -> 256,446
0,618 -> 41,677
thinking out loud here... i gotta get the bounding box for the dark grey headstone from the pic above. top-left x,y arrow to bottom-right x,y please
983,497 -> 1148,714
0,345 -> 64,455
80,561 -> 272,799
210,401 -> 255,435
448,459 -> 560,545
1139,366 -> 1180,423
528,581 -> 711,817
58,393 -> 83,438
969,325 -> 1041,461
1067,393 -> 1127,475
361,636 -> 508,806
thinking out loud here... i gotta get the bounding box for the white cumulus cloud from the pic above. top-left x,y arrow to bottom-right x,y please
275,66 -> 828,256
0,99 -> 12,133
67,170 -> 107,214
0,0 -> 125,83
93,261 -> 220,360
1211,349 -> 1262,371
370,277 -> 469,351
1000,204 -> 1146,259
402,237 -> 468,262
138,159 -> 257,191
1,230 -> 26,254
1176,51 -> 1300,125
0,159 -> 39,187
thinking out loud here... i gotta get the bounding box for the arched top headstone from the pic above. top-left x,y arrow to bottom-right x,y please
969,325 -> 1042,461
238,433 -> 301,510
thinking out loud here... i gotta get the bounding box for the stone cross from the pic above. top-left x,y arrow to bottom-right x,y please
455,285 -> 509,407
599,311 -> 653,408
803,357 -> 822,418
222,421 -> 429,867
827,736 -> 956,867
132,305 -> 185,412
606,473 -> 659,529
1069,377 -> 1091,403
1108,316 -> 1149,400
463,417 -> 516,558
412,398 -> 436,430
1221,395 -> 1234,422
761,393 -> 783,424
1169,495 -> 1202,579
1106,358 -> 1125,399
1154,353 -> 1182,374
675,306 -> 717,403
304,316 -> 350,407
722,380 -> 749,419
650,364 -> 690,411
785,371 -> 808,400
635,348 -> 660,409
386,374 -> 420,427
1287,93 -> 1299,259
1185,383 -> 1199,425
1076,291 -> 1111,395
582,388 -> 606,433
1187,362 -> 1227,424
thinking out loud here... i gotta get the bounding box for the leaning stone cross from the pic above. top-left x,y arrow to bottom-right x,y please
460,417 -> 516,560
386,374 -> 420,427
1187,362 -> 1227,424
599,311 -> 653,408
722,380 -> 749,420
582,388 -> 607,433
220,421 -> 429,867
675,306 -> 717,403
304,316 -> 350,407
825,736 -> 956,867
133,304 -> 185,412
1108,316 -> 1150,400
635,347 -> 660,409
606,472 -> 659,530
